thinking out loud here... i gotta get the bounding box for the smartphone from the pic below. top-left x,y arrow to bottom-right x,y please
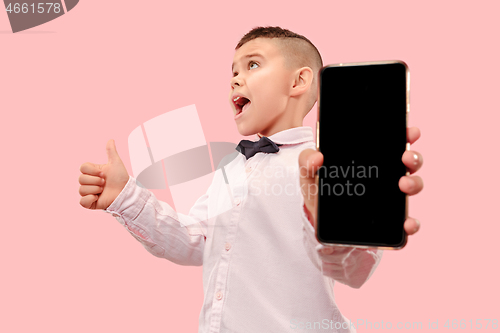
316,61 -> 409,249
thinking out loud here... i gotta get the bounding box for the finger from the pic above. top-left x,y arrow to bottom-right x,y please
320,246 -> 354,258
402,150 -> 423,174
399,175 -> 424,195
79,185 -> 103,197
299,149 -> 323,228
80,162 -> 103,176
79,174 -> 105,186
106,139 -> 121,164
80,194 -> 99,209
321,263 -> 345,274
299,149 -> 324,178
407,127 -> 421,145
404,217 -> 421,235
322,253 -> 355,264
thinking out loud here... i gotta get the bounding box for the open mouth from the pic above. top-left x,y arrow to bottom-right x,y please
233,96 -> 251,115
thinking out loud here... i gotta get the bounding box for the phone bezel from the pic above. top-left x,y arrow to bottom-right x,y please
315,60 -> 410,250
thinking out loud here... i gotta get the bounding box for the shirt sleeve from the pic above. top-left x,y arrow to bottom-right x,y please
105,176 -> 209,266
300,202 -> 383,289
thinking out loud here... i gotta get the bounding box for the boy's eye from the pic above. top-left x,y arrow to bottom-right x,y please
249,61 -> 259,70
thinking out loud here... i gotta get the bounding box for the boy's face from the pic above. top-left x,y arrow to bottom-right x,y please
230,38 -> 296,137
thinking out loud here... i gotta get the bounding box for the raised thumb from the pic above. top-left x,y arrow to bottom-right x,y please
106,139 -> 121,163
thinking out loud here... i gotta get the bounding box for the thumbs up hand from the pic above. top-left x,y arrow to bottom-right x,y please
79,140 -> 130,210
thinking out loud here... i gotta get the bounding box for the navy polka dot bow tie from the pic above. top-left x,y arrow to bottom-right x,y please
236,136 -> 281,160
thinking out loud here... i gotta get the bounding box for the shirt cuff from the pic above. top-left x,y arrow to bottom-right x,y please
300,195 -> 382,288
105,176 -> 151,222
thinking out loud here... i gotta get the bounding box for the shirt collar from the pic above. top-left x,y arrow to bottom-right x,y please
256,126 -> 314,145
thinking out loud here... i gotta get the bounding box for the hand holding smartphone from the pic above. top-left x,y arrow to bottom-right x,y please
316,61 -> 409,249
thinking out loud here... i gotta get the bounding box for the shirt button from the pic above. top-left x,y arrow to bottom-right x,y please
234,198 -> 241,206
245,166 -> 252,173
215,292 -> 223,300
225,243 -> 231,251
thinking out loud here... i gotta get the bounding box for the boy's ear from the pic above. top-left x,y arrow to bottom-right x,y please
290,67 -> 313,97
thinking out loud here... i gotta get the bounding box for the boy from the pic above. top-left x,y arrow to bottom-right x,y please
79,27 -> 423,332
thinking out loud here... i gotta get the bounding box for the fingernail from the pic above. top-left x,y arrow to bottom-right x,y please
412,153 -> 419,166
101,178 -> 105,184
414,219 -> 421,233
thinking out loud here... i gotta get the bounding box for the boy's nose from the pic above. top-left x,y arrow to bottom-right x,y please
231,76 -> 243,88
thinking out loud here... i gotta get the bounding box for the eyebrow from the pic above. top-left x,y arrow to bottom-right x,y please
232,53 -> 264,71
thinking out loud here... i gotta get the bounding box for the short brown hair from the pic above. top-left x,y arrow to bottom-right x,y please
237,27 -> 318,54
236,26 -> 323,112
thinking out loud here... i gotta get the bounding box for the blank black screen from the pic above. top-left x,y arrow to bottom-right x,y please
317,62 -> 408,248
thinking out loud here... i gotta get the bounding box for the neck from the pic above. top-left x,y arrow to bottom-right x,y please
257,122 -> 303,138
257,98 -> 308,137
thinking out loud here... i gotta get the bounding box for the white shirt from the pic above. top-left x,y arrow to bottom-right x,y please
106,126 -> 383,333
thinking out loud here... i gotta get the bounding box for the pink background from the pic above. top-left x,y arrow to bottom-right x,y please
1,1 -> 499,332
